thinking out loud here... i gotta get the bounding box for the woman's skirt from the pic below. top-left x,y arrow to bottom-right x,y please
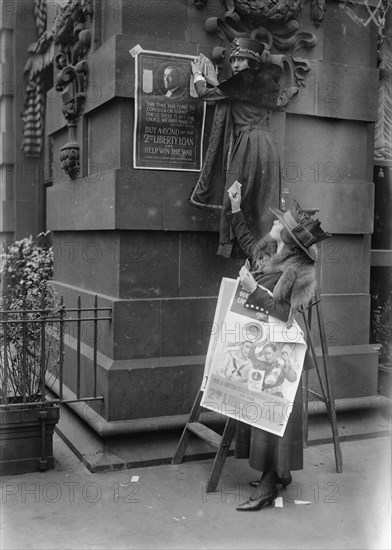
234,385 -> 303,477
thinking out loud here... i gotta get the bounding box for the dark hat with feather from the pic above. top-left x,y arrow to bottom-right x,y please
269,201 -> 331,261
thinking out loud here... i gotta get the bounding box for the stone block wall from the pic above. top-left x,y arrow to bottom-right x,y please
45,0 -> 380,434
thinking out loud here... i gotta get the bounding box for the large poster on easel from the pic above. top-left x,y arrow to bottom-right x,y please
201,278 -> 307,437
130,45 -> 206,171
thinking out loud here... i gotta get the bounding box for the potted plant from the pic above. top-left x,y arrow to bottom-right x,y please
374,291 -> 392,399
0,233 -> 61,475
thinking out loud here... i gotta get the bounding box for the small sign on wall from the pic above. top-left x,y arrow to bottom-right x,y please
131,47 -> 206,171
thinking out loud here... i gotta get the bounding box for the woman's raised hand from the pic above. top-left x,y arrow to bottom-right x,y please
228,181 -> 242,213
191,59 -> 202,75
239,265 -> 257,294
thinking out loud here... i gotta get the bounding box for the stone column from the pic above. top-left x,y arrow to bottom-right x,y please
0,0 -> 43,248
46,0 -> 380,435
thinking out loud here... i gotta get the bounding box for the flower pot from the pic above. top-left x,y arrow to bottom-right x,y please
0,403 -> 60,476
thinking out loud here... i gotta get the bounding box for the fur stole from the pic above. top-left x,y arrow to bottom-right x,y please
252,237 -> 317,325
218,67 -> 282,111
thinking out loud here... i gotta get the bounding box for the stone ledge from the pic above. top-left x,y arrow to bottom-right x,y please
371,250 -> 392,267
307,394 -> 391,417
51,390 -> 390,473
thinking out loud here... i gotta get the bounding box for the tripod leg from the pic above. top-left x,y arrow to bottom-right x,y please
301,304 -> 343,473
315,296 -> 343,473
301,311 -> 329,406
302,305 -> 313,448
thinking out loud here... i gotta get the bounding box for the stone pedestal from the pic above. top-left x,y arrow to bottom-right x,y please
46,0 -> 379,433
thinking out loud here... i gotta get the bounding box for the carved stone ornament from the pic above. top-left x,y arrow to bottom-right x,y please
60,122 -> 80,180
374,26 -> 392,161
55,60 -> 89,121
195,0 -> 326,27
53,0 -> 93,179
194,0 -> 323,107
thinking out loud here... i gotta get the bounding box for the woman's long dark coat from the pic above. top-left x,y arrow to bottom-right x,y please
189,68 -> 281,258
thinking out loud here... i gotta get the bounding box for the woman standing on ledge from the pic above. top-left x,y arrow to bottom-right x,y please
227,189 -> 330,511
189,38 -> 283,259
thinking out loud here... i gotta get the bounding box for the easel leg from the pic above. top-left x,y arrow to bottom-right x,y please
172,388 -> 203,465
206,417 -> 237,493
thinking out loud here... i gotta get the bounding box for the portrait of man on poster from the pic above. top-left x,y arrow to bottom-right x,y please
162,64 -> 188,99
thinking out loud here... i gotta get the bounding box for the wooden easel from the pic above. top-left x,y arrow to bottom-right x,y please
172,293 -> 343,492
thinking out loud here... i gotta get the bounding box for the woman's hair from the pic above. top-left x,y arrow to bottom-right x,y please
253,234 -> 277,261
247,58 -> 261,70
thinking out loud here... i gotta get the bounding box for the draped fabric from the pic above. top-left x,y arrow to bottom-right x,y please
22,74 -> 46,157
22,0 -> 53,157
34,0 -> 47,36
22,0 -> 93,156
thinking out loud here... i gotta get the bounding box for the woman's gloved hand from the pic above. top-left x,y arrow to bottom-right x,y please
227,181 -> 242,213
239,265 -> 257,294
191,59 -> 202,76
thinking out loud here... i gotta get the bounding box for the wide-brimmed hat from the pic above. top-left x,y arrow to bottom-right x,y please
269,201 -> 331,261
229,38 -> 265,63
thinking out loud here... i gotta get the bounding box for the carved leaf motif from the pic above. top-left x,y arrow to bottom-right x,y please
53,0 -> 92,49
233,0 -> 304,25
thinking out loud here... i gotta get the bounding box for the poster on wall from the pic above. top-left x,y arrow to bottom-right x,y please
200,278 -> 307,437
131,45 -> 206,171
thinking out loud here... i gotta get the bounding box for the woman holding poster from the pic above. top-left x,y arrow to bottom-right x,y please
227,189 -> 331,512
189,38 -> 283,259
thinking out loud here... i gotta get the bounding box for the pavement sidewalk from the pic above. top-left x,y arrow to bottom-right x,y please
1,431 -> 391,550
